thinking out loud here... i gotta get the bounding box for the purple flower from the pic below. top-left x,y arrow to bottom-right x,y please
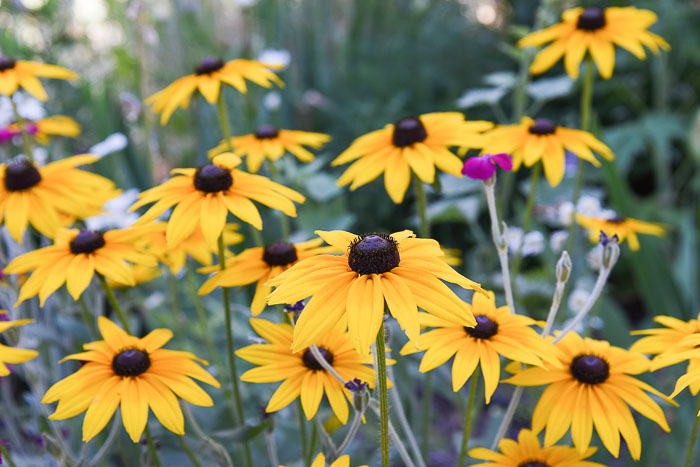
461,153 -> 512,180
344,378 -> 368,392
599,231 -> 619,246
284,300 -> 305,313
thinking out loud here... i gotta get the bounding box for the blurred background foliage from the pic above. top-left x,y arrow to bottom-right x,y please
1,0 -> 699,465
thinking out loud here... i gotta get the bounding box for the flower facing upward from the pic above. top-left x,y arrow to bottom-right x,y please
0,58 -> 77,100
42,317 -> 219,442
400,292 -> 559,403
518,7 -> 670,79
575,213 -> 665,251
209,125 -> 331,173
4,227 -> 157,306
480,117 -> 614,186
236,319 -> 381,423
267,230 -> 483,355
468,428 -> 606,467
504,331 -> 674,459
461,153 -> 512,181
332,113 -> 492,203
0,154 -> 120,243
280,453 -> 368,467
130,153 -> 305,247
146,57 -> 283,124
0,116 -> 81,145
198,238 -> 332,315
0,315 -> 38,376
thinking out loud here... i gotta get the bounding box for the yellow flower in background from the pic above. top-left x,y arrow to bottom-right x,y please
42,317 -> 219,442
236,318 -> 381,423
332,113 -> 492,203
198,238 -> 332,315
0,314 -> 38,376
441,247 -> 462,266
107,264 -> 162,289
130,153 -> 305,248
4,227 -> 157,306
504,331 -> 674,460
519,7 -> 670,79
401,292 -> 559,403
480,117 -> 613,186
209,125 -> 331,173
146,57 -> 283,124
575,213 -> 665,251
1,116 -> 81,145
0,155 -> 119,243
468,428 -> 606,467
268,230 -> 483,355
0,57 -> 77,100
280,452 -> 368,467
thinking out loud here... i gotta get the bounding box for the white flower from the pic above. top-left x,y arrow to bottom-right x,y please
263,91 -> 282,111
549,230 -> 568,253
89,132 -> 128,158
586,244 -> 603,271
257,49 -> 291,69
556,201 -> 574,226
568,289 -> 589,314
505,226 -> 523,254
0,93 -> 46,127
85,188 -> 140,231
521,231 -> 545,257
589,316 -> 604,330
576,195 -> 602,217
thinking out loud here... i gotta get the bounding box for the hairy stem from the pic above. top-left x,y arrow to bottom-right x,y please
98,275 -> 130,333
375,324 -> 390,467
457,372 -> 479,467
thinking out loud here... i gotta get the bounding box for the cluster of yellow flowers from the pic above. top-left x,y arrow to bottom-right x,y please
0,5 -> 684,467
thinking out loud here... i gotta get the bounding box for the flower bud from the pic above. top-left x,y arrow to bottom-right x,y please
556,251 -> 572,283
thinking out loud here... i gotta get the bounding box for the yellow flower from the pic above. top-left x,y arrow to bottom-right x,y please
2,116 -> 81,145
198,238 -> 332,315
0,155 -> 119,243
575,213 -> 665,251
519,7 -> 670,79
332,113 -> 492,203
236,318 -> 380,423
108,264 -> 162,289
130,153 -> 305,248
209,126 -> 331,173
468,428 -> 606,467
280,452 -> 367,467
0,57 -> 77,100
42,317 -> 219,442
146,58 -> 283,125
441,247 -> 462,266
4,227 -> 157,306
504,331 -> 674,460
267,230 -> 482,355
480,117 -> 613,186
401,292 -> 559,403
0,314 -> 38,376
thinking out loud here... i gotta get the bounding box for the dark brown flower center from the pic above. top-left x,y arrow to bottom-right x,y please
0,57 -> 16,72
70,230 -> 106,255
392,116 -> 428,147
263,242 -> 298,267
528,118 -> 556,135
302,347 -> 334,371
112,348 -> 151,377
570,354 -> 609,384
254,125 -> 280,140
194,164 -> 233,193
518,462 -> 550,467
576,8 -> 606,31
195,57 -> 224,75
4,160 -> 42,191
464,315 -> 499,339
348,233 -> 400,275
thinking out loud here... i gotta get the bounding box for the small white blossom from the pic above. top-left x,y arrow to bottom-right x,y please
521,231 -> 545,257
263,91 -> 282,111
576,195 -> 602,217
257,49 -> 291,69
89,132 -> 128,158
568,289 -> 589,314
549,230 -> 568,253
556,201 -> 574,226
586,244 -> 603,271
85,188 -> 140,231
505,226 -> 523,254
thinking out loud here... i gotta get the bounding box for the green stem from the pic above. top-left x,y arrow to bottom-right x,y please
0,444 -> 16,467
457,372 -> 479,467
78,296 -> 98,338
216,95 -> 234,151
186,263 -> 220,369
166,272 -> 187,344
98,275 -> 130,333
376,324 -> 390,467
414,175 -> 429,238
144,427 -> 162,467
177,435 -> 202,467
247,224 -> 264,247
685,395 -> 700,467
421,373 -> 432,457
297,403 -> 308,464
267,161 -> 290,239
308,422 -> 317,465
510,163 -> 541,279
10,97 -> 34,162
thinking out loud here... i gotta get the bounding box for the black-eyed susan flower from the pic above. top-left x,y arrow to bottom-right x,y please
131,154 -> 304,247
468,428 -> 605,467
198,238 -> 332,315
0,57 -> 77,100
42,317 -> 219,442
400,292 -> 559,403
480,117 -> 614,186
280,453 -> 368,467
209,125 -> 331,173
146,57 -> 283,125
0,314 -> 38,376
518,7 -> 670,79
0,155 -> 119,243
4,227 -> 157,306
237,318 -> 380,423
267,230 -> 483,354
504,331 -> 674,459
108,264 -> 162,289
0,116 -> 81,145
576,213 -> 665,251
332,113 -> 492,203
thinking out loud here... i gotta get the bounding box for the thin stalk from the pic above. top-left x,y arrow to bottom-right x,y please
686,396 -> 700,467
264,426 -> 279,467
308,422 -> 317,465
375,324 -> 390,467
310,345 -> 346,384
370,403 -> 416,467
98,275 -> 130,332
186,263 -> 220,369
414,175 -> 429,238
90,417 -> 122,466
0,445 -> 16,467
181,404 -> 234,467
266,161 -> 290,239
248,224 -> 264,247
177,436 -> 202,467
483,179 -> 516,314
457,372 -> 479,467
78,296 -> 98,338
336,411 -> 363,455
421,373 -> 432,459
314,417 -> 338,458
510,164 -> 541,280
144,427 -> 162,467
10,98 -> 34,162
297,404 -> 308,464
166,272 -> 187,344
217,95 -> 234,150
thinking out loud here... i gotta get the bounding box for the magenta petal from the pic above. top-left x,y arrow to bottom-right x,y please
490,153 -> 513,171
462,157 -> 496,180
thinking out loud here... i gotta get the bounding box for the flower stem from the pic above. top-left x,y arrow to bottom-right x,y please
186,263 -> 221,369
9,97 -> 34,162
421,373 -> 432,458
97,275 -> 130,333
266,160 -> 290,240
483,178 -> 516,314
510,164 -> 541,282
336,410 -> 363,455
217,95 -> 234,150
686,396 -> 700,467
375,323 -> 390,467
413,175 -> 429,238
457,372 -> 479,467
144,426 -> 162,467
297,403 -> 309,464
177,435 -> 202,467
77,296 -> 98,338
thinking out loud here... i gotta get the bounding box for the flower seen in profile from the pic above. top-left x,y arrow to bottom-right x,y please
461,152 -> 512,180
0,58 -> 77,101
0,116 -> 80,145
280,452 -> 368,467
0,313 -> 38,376
575,213 -> 665,251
